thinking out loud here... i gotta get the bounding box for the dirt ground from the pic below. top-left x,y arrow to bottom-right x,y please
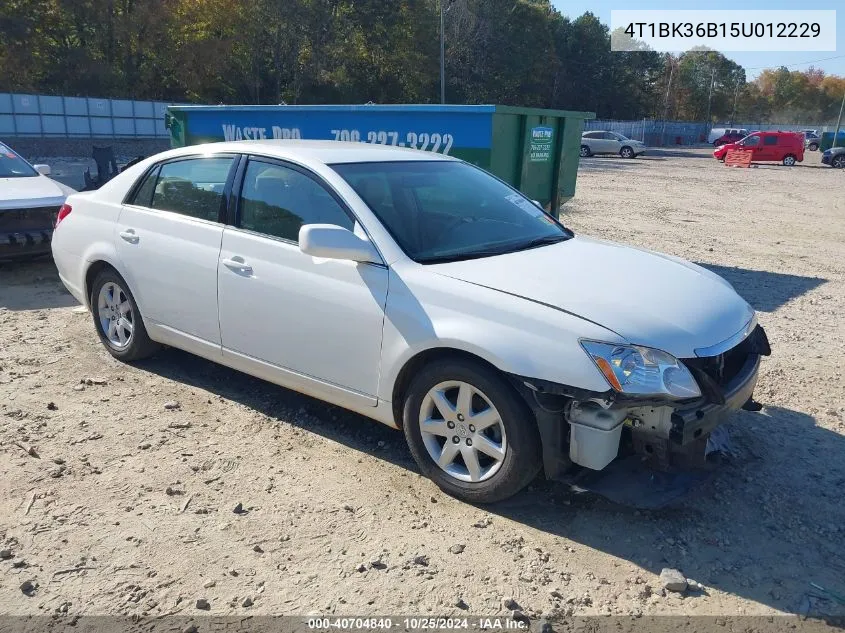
1,149 -> 844,621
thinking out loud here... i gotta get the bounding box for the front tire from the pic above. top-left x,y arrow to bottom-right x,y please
783,154 -> 796,166
90,268 -> 160,362
620,146 -> 635,159
808,143 -> 819,151
832,155 -> 845,169
402,359 -> 541,504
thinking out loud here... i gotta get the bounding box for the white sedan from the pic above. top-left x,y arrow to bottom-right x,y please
51,141 -> 769,503
1,142 -> 75,259
580,131 -> 647,158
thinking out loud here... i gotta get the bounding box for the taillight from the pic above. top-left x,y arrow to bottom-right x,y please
55,203 -> 72,228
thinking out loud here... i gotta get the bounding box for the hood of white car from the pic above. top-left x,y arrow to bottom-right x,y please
0,176 -> 75,210
428,235 -> 754,359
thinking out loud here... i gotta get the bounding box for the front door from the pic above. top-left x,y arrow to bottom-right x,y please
739,134 -> 763,161
217,158 -> 388,403
116,155 -> 236,349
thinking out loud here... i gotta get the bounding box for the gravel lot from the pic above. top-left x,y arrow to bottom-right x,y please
1,149 -> 844,620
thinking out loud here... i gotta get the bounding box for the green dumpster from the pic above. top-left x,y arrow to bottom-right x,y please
165,104 -> 594,215
819,131 -> 845,152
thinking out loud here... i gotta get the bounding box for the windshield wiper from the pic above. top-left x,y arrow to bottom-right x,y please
417,250 -> 509,264
519,234 -> 569,249
417,234 -> 569,264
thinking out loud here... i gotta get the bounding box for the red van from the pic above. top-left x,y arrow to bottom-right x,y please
713,131 -> 804,166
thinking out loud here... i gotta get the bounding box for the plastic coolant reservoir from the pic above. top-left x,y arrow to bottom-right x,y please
568,403 -> 627,470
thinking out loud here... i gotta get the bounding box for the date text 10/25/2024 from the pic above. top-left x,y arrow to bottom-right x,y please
305,617 -> 527,631
221,124 -> 456,155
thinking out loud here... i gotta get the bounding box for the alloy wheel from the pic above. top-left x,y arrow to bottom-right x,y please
97,282 -> 134,349
418,380 -> 507,483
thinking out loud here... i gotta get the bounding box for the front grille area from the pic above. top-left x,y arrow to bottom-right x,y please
0,206 -> 60,233
683,325 -> 771,388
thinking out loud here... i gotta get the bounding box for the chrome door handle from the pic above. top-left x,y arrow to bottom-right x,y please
222,257 -> 253,275
119,229 -> 139,244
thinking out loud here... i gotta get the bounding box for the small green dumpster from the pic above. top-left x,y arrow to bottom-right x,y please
165,104 -> 594,215
819,130 -> 845,152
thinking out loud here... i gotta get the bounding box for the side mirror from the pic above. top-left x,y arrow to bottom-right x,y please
299,224 -> 381,264
34,164 -> 51,176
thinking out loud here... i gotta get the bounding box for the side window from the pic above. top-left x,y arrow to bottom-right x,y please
150,157 -> 233,222
128,166 -> 159,207
743,135 -> 761,147
763,135 -> 778,146
602,132 -> 617,140
239,160 -> 353,242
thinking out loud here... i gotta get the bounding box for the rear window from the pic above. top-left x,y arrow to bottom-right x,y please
149,157 -> 234,222
0,143 -> 38,178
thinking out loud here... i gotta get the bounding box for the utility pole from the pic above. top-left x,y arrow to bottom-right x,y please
439,0 -> 446,104
660,58 -> 674,146
730,77 -> 742,126
833,88 -> 845,149
704,68 -> 716,134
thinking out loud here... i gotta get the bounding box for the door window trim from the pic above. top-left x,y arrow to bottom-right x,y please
229,155 -> 387,265
121,153 -> 241,224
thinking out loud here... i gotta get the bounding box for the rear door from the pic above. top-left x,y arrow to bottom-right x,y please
582,131 -> 602,153
116,155 -> 238,352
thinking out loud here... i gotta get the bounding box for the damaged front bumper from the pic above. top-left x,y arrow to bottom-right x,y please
511,324 -> 771,479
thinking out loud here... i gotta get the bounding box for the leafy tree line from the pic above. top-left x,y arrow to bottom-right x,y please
1,0 -> 843,124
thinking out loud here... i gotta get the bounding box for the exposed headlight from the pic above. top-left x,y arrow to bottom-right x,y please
580,341 -> 701,399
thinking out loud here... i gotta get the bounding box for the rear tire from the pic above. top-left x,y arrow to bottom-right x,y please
402,358 -> 541,504
782,154 -> 796,166
620,146 -> 635,159
90,268 -> 160,362
579,145 -> 591,157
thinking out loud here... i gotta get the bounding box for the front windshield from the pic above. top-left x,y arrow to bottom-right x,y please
0,143 -> 38,178
613,132 -> 630,141
332,161 -> 572,263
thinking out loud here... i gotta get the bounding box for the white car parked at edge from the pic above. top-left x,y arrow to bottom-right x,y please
51,141 -> 770,503
580,131 -> 647,158
1,142 -> 75,259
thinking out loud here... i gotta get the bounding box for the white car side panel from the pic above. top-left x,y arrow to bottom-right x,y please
115,205 -> 223,346
50,193 -> 123,307
217,228 -> 388,403
377,263 -> 622,403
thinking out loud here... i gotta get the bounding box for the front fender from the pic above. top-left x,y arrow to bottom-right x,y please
378,265 -> 623,403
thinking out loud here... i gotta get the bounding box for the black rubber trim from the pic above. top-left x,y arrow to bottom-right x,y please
669,354 -> 761,445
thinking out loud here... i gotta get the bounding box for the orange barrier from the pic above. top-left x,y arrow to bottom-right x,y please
724,149 -> 753,168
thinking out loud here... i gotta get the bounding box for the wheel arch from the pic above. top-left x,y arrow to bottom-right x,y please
82,254 -> 137,311
390,346 -> 529,430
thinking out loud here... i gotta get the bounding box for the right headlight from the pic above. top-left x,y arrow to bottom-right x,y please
580,340 -> 701,399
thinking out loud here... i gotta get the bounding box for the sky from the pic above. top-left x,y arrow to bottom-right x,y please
550,0 -> 845,78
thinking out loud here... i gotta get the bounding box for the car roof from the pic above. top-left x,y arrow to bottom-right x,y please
158,140 -> 457,164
